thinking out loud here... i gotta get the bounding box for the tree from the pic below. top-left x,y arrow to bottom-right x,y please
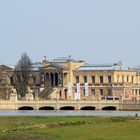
14,53 -> 32,98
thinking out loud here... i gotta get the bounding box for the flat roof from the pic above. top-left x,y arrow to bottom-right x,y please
75,64 -> 136,72
52,57 -> 85,63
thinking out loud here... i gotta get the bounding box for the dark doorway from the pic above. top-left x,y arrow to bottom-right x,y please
64,89 -> 67,100
60,90 -> 62,98
81,106 -> 95,110
60,106 -> 75,110
39,106 -> 54,110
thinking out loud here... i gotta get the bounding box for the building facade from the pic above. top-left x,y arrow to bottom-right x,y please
1,57 -> 140,101
0,65 -> 13,100
40,57 -> 140,101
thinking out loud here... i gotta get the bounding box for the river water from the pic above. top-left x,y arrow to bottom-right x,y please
0,110 -> 139,117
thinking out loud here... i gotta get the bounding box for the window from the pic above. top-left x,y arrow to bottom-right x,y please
83,89 -> 85,96
135,89 -> 137,95
127,76 -> 129,82
132,76 -> 134,83
108,89 -> 112,96
100,76 -> 103,83
10,77 -> 13,85
100,89 -> 103,95
117,75 -> 119,82
108,76 -> 112,83
76,76 -> 79,83
92,76 -> 95,83
60,91 -> 62,98
122,76 -> 124,82
91,89 -> 95,95
83,76 -> 87,83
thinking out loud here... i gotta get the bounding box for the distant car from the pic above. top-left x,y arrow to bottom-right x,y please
101,96 -> 119,100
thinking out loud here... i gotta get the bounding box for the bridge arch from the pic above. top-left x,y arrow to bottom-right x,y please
80,106 -> 96,110
18,106 -> 34,110
39,106 -> 54,110
60,106 -> 75,110
102,106 -> 117,110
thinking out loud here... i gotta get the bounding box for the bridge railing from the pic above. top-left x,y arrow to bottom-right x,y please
0,100 -> 119,104
121,100 -> 140,104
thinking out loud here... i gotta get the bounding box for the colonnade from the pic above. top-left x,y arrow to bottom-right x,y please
42,72 -> 63,87
131,89 -> 140,100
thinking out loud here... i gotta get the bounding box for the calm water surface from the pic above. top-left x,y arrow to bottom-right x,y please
0,110 -> 139,117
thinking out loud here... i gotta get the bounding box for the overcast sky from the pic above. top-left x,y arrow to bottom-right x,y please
0,0 -> 140,67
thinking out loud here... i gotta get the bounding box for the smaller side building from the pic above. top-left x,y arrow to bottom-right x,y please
0,65 -> 13,100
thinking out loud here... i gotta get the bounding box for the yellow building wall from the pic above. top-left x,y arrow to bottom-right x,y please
113,71 -> 137,84
43,60 -> 140,101
73,70 -> 114,84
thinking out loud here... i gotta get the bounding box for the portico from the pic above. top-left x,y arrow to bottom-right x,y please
41,64 -> 65,87
43,72 -> 63,87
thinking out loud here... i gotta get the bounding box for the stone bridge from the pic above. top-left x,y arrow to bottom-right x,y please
0,100 -> 120,110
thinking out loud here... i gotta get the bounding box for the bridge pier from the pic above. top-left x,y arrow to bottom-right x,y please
116,107 -> 119,111
95,107 -> 101,110
75,106 -> 80,110
54,106 -> 59,110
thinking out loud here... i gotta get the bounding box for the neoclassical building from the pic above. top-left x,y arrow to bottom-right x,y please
39,57 -> 140,101
1,57 -> 140,101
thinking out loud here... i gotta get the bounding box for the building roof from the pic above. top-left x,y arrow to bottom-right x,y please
51,57 -> 85,63
41,63 -> 69,71
32,62 -> 43,71
51,63 -> 68,69
6,65 -> 15,70
75,63 -> 125,71
131,66 -> 140,73
0,65 -> 14,72
52,57 -> 73,62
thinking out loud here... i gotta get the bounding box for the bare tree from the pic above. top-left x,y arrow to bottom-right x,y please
14,53 -> 32,98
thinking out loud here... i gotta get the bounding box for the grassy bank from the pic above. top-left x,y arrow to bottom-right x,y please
0,116 -> 139,140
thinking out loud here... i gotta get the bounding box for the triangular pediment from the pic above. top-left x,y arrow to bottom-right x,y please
42,63 -> 69,71
44,66 -> 59,70
43,64 -> 63,70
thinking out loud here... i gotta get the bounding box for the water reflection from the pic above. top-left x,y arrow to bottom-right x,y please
0,110 -> 139,117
